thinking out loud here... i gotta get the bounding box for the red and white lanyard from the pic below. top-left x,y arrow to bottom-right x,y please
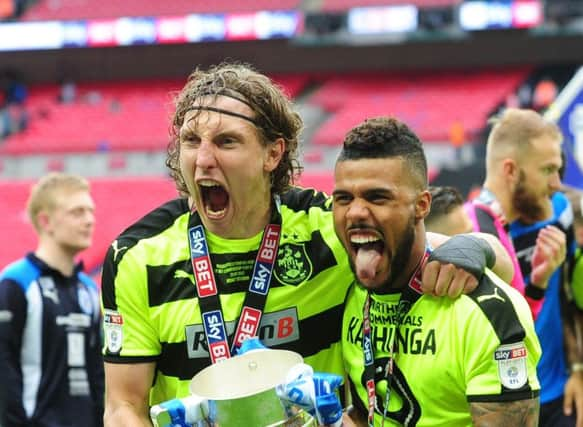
188,206 -> 281,364
362,250 -> 428,427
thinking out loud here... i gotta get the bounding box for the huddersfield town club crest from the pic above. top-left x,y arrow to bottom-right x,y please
274,243 -> 312,286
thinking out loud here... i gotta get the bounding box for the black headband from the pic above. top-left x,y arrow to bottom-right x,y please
186,106 -> 258,126
199,89 -> 255,110
186,90 -> 258,126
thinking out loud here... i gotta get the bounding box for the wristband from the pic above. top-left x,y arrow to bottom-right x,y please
428,234 -> 496,281
524,284 -> 546,300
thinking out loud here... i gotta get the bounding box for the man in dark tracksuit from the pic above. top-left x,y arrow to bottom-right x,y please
0,173 -> 103,427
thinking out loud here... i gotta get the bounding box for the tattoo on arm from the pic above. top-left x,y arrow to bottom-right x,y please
470,398 -> 539,427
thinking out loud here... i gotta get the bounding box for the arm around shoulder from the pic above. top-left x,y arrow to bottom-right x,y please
104,361 -> 156,427
424,231 -> 514,296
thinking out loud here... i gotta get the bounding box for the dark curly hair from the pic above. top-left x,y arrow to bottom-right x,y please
337,116 -> 428,190
426,185 -> 465,225
166,62 -> 303,196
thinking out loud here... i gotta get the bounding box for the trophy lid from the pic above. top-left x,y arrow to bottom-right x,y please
189,349 -> 303,400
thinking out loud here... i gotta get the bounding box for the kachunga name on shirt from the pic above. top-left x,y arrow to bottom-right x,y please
346,298 -> 436,355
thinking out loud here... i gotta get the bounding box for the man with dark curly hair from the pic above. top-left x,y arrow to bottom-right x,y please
334,117 -> 541,426
100,63 -> 515,426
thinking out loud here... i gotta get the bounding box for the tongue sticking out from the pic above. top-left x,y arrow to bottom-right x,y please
355,247 -> 382,282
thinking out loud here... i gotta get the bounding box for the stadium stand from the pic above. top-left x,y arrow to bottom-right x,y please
21,0 -> 301,21
1,69 -> 527,156
309,67 -> 531,145
0,74 -> 309,155
0,80 -> 180,154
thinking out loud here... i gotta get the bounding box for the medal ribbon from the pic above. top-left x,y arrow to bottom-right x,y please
187,201 -> 282,363
362,250 -> 429,426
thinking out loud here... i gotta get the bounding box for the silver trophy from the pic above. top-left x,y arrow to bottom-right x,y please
152,349 -> 317,426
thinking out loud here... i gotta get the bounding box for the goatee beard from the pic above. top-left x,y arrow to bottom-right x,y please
512,171 -> 547,223
382,218 -> 416,292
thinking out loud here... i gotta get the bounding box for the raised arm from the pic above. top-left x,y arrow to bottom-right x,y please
104,362 -> 156,427
470,399 -> 539,426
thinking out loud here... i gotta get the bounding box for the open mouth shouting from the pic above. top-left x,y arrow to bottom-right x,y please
198,179 -> 230,220
349,230 -> 385,284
